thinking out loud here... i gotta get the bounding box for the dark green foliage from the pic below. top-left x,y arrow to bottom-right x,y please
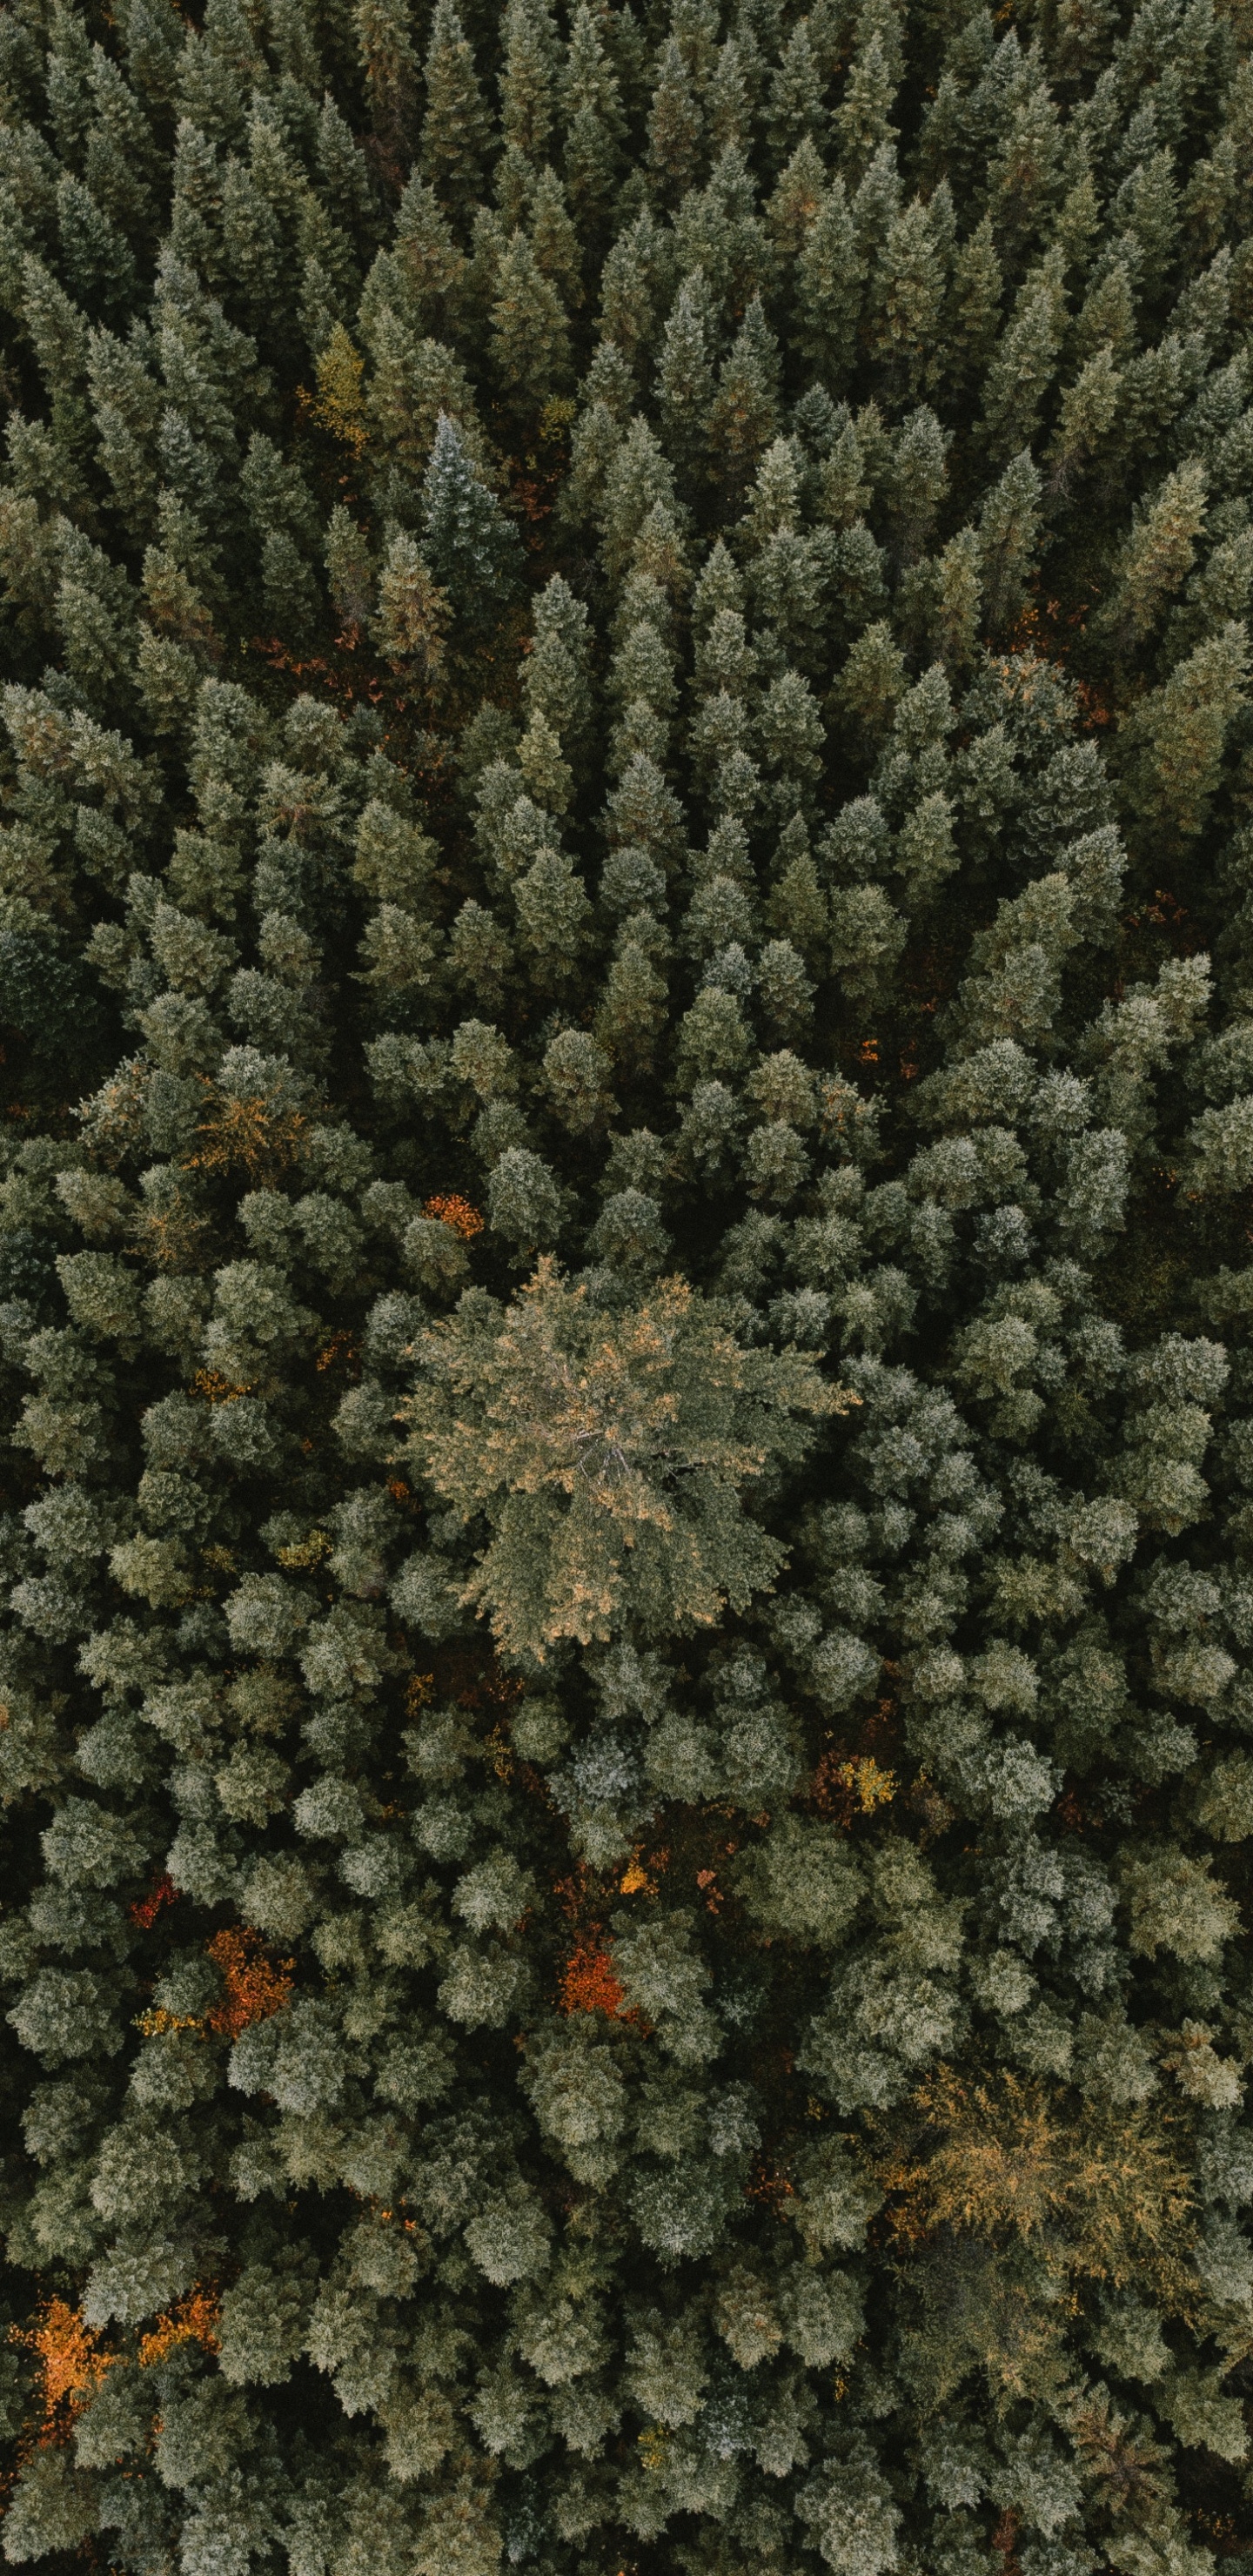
3,3 -> 1253,2574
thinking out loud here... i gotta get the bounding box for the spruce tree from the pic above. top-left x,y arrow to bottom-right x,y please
420,410 -> 524,637
419,0 -> 492,224
499,0 -> 558,164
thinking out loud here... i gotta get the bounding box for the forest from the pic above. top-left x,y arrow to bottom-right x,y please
1,0 -> 1253,2566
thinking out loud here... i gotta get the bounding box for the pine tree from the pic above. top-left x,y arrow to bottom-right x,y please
767,17 -> 827,167
597,209 -> 666,373
866,194 -> 945,386
979,252 -> 1067,462
1095,457 -> 1209,650
83,50 -> 160,246
405,1261 -> 842,1652
834,15 -> 899,181
561,3 -> 623,231
646,36 -> 705,205
388,174 -> 465,335
1121,619 -> 1249,841
176,0 -> 265,151
317,95 -> 379,263
767,133 -> 828,263
656,270 -> 717,480
977,446 -> 1042,638
795,177 -> 863,385
522,573 -> 594,760
355,0 -> 419,156
499,0 -> 558,162
939,210 -> 1002,393
44,0 -> 95,165
124,0 -> 184,124
987,78 -> 1062,258
419,0 -> 492,223
372,530 -> 450,687
705,294 -> 782,493
707,34 -> 752,155
56,171 -> 137,316
599,414 -> 679,580
421,410 -> 524,635
490,227 -> 572,413
5,5 -> 1253,2570
528,164 -> 581,309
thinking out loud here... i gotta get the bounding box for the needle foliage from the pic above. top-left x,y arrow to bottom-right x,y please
3,0 -> 1253,2568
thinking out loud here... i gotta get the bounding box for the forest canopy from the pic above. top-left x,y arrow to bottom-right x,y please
2,0 -> 1253,2567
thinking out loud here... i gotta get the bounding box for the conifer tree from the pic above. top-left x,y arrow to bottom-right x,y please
420,410 -> 524,636
5,3 -> 1253,2571
656,270 -> 717,480
419,0 -> 492,223
490,226 -> 572,414
705,294 -> 781,493
560,3 -> 623,231
499,0 -> 558,164
355,0 -> 419,159
646,36 -> 704,205
795,177 -> 863,384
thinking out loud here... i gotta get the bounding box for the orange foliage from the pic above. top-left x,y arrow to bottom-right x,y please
192,1368 -> 254,1406
1075,679 -> 1111,729
559,1933 -> 627,2018
746,2161 -> 796,2214
316,1330 -> 359,1373
138,2290 -> 220,2368
485,1721 -> 514,1781
424,1193 -> 484,1240
205,1928 -> 293,2038
19,2302 -> 114,2433
813,1751 -> 897,1822
185,1087 -> 307,1183
131,1872 -> 178,1930
135,2004 -> 200,2036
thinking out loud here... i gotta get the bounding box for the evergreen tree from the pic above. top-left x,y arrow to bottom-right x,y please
795,176 -> 863,385
705,293 -> 782,493
419,0 -> 492,223
56,171 -> 137,316
707,34 -> 753,155
866,193 -> 946,386
767,17 -> 827,168
5,4 -> 1253,2571
388,173 -> 465,336
979,250 -> 1068,461
420,410 -> 524,635
561,3 -> 623,231
372,530 -> 449,687
834,10 -> 899,180
355,0 -> 419,160
939,208 -> 1002,393
656,270 -> 717,480
646,35 -> 705,205
490,226 -> 572,413
528,164 -> 581,311
499,0 -> 558,163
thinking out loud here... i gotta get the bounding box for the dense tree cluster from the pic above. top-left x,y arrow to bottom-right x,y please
3,0 -> 1253,2566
